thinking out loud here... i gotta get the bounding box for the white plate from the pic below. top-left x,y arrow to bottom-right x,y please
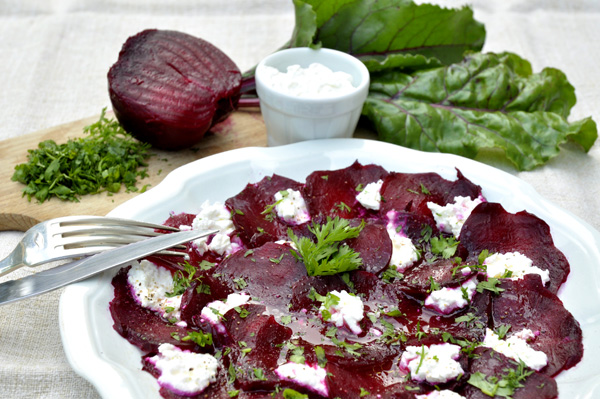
59,138 -> 600,399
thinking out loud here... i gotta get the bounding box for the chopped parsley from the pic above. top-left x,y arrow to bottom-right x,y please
467,360 -> 533,398
12,108 -> 152,203
181,331 -> 213,347
283,389 -> 309,399
166,261 -> 200,297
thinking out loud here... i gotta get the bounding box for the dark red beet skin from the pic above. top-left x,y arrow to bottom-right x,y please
108,29 -> 241,150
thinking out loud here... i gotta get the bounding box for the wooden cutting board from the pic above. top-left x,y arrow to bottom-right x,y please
0,110 -> 269,232
0,110 -> 377,232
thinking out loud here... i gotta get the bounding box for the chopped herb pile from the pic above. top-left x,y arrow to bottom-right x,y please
12,108 -> 152,203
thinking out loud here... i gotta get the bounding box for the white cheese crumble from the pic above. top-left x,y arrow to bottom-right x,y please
275,362 -> 328,396
483,252 -> 550,285
400,343 -> 464,384
424,277 -> 477,314
386,221 -> 419,271
356,179 -> 384,211
320,290 -> 364,334
482,328 -> 548,371
427,195 -> 484,238
200,293 -> 251,333
149,343 -> 218,395
274,189 -> 311,225
191,200 -> 238,256
416,390 -> 466,399
262,62 -> 355,98
127,259 -> 183,322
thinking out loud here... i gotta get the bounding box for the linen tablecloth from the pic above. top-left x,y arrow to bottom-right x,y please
1,1 -> 599,397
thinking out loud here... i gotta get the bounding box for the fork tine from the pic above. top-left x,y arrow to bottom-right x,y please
57,235 -> 187,251
57,225 -> 164,238
54,216 -> 179,231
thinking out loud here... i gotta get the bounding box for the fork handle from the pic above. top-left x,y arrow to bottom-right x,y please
0,252 -> 25,278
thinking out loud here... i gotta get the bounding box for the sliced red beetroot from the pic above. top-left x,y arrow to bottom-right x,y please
459,202 -> 570,294
108,29 -> 241,150
418,290 -> 490,346
225,174 -> 307,248
215,242 -> 307,307
380,169 -> 482,218
388,210 -> 440,243
346,219 -> 392,274
222,304 -> 292,369
462,347 -> 558,399
399,258 -> 474,300
490,275 -> 583,377
304,161 -> 389,219
160,212 -> 197,230
180,277 -> 233,327
289,275 -> 348,312
109,267 -> 196,353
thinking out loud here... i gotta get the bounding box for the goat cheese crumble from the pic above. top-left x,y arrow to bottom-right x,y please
191,200 -> 238,256
319,290 -> 364,334
417,390 -> 466,399
400,343 -> 464,384
483,251 -> 550,285
482,328 -> 548,371
274,188 -> 310,224
356,179 -> 384,210
386,227 -> 419,272
200,293 -> 251,333
427,195 -> 484,238
424,277 -> 477,314
275,362 -> 328,396
127,259 -> 183,322
148,343 -> 218,395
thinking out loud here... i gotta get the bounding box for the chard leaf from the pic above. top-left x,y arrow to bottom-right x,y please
290,0 -> 485,71
363,52 -> 597,170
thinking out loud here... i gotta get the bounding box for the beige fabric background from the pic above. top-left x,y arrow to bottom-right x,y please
0,1 -> 598,398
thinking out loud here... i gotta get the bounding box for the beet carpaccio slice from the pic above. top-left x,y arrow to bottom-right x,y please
109,161 -> 582,398
459,202 -> 570,294
108,29 -> 241,150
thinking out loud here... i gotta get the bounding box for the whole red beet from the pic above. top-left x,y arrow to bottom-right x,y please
108,29 -> 242,150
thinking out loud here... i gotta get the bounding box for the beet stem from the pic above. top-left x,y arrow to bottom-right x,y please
240,76 -> 256,95
238,97 -> 261,108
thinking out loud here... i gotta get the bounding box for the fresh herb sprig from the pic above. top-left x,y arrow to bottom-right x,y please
288,217 -> 364,276
12,108 -> 152,203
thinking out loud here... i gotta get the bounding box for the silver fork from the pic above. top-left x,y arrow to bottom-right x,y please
0,216 -> 185,277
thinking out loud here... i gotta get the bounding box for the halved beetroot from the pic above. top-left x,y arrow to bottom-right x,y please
108,29 -> 241,150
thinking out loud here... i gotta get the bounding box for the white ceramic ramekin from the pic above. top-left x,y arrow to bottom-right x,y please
255,47 -> 370,146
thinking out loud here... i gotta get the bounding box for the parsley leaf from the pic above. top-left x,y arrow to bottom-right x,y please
288,217 -> 364,276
